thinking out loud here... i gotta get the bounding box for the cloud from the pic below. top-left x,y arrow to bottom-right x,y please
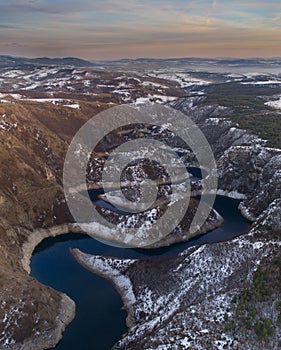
0,0 -> 281,59
0,24 -> 20,29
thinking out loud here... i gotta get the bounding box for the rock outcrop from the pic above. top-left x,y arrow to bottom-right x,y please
171,96 -> 281,219
73,95 -> 281,349
74,200 -> 281,350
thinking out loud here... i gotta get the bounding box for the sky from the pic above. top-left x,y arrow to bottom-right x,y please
0,0 -> 281,60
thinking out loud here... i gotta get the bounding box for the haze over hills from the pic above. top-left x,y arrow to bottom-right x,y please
1,55 -> 281,70
0,55 -> 96,68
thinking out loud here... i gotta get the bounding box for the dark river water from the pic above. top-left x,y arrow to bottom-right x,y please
30,195 -> 250,350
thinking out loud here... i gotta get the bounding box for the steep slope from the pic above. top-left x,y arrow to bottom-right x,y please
73,201 -> 281,350
0,98 -> 109,348
73,95 -> 281,349
0,62 -> 189,348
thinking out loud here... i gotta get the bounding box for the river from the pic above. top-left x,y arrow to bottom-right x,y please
30,195 -> 250,350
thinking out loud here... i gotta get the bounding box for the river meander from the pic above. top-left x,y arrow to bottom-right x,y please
31,195 -> 250,350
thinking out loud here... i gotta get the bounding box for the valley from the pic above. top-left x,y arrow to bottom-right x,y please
0,56 -> 280,349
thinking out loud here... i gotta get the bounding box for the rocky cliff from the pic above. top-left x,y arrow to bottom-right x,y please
73,95 -> 281,349
74,200 -> 281,350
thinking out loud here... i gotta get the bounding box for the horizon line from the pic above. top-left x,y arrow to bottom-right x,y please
1,53 -> 281,62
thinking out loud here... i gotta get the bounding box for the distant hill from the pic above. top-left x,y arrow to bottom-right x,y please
1,55 -> 281,69
0,55 -> 96,68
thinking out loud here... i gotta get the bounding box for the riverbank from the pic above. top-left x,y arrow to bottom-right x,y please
28,195 -> 250,350
71,200 -> 281,350
22,194 -> 227,274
